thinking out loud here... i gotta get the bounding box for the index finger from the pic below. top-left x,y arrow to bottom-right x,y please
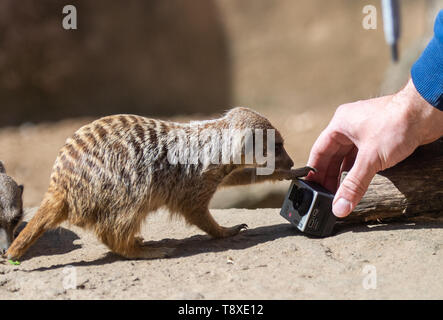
306,127 -> 353,191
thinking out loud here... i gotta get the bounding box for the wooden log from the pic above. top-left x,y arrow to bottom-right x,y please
343,138 -> 443,223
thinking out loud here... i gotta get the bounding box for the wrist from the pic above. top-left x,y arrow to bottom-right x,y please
394,79 -> 443,146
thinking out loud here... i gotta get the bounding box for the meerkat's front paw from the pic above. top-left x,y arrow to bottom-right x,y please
277,166 -> 316,180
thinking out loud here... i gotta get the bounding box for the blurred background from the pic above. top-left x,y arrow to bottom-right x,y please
0,0 -> 441,209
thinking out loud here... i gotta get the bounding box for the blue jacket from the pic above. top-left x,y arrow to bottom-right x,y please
411,10 -> 443,111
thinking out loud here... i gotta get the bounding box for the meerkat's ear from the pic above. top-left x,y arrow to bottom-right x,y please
0,161 -> 5,174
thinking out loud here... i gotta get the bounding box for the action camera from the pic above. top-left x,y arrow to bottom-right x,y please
280,178 -> 336,237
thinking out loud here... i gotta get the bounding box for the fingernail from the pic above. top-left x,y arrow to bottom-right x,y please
333,198 -> 352,217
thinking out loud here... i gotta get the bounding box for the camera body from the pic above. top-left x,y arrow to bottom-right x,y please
280,178 -> 336,237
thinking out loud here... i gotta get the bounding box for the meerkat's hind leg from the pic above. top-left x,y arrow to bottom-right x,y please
136,244 -> 175,260
98,231 -> 174,260
133,236 -> 175,259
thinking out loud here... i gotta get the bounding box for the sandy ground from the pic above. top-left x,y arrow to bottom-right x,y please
0,208 -> 442,299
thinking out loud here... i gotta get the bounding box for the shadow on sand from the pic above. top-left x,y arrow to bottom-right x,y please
20,219 -> 442,272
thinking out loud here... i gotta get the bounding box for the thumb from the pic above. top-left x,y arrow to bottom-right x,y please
332,151 -> 378,218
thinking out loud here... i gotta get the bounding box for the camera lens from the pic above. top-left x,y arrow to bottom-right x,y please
289,185 -> 313,216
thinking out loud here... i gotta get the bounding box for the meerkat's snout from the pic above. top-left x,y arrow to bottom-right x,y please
275,143 -> 294,170
0,226 -> 13,255
0,161 -> 24,255
0,199 -> 24,255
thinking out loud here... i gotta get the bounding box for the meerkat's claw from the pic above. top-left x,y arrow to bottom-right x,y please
278,166 -> 316,180
219,224 -> 249,238
299,166 -> 316,177
294,166 -> 316,176
307,166 -> 317,173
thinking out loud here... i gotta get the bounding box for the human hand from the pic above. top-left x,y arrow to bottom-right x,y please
307,79 -> 443,218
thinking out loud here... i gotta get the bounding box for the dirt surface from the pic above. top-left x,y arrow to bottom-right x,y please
0,208 -> 441,299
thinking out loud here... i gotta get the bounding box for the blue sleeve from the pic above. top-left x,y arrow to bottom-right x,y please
411,10 -> 443,111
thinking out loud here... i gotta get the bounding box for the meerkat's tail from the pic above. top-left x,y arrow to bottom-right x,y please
6,189 -> 68,260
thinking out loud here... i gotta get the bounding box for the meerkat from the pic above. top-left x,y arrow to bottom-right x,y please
0,161 -> 24,254
6,107 -> 313,260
